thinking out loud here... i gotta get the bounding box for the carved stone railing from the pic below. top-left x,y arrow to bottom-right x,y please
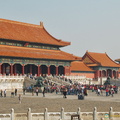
0,107 -> 119,120
0,74 -> 25,90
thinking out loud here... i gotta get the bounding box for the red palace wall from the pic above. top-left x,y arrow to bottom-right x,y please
118,72 -> 120,78
65,66 -> 71,75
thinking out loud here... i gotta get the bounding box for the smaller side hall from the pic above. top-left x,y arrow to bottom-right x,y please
71,51 -> 120,79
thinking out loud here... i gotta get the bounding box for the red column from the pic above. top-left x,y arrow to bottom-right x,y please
117,71 -> 119,78
106,70 -> 108,77
64,66 -> 71,76
111,70 -> 114,78
96,70 -> 100,78
48,66 -> 50,75
0,63 -> 1,74
22,65 -> 25,75
64,66 -> 66,75
10,64 -> 13,75
37,65 -> 40,76
3,64 -> 5,74
56,66 -> 58,75
68,66 -> 71,75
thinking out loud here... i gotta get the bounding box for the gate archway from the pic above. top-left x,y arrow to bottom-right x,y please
1,63 -> 10,75
41,65 -> 47,76
13,64 -> 22,75
24,64 -> 30,75
32,65 -> 38,76
102,70 -> 106,77
58,66 -> 64,75
107,69 -> 112,78
50,65 -> 56,76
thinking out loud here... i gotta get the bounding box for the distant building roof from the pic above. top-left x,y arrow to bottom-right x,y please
82,51 -> 120,67
115,58 -> 120,63
71,61 -> 94,72
0,18 -> 70,47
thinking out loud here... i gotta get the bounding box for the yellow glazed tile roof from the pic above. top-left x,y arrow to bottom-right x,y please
0,45 -> 81,61
0,18 -> 70,46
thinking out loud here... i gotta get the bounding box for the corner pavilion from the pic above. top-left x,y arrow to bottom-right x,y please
0,18 -> 80,76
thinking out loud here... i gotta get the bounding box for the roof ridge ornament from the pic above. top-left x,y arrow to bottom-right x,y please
40,21 -> 44,27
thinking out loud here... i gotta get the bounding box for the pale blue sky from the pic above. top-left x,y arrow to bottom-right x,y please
0,0 -> 120,60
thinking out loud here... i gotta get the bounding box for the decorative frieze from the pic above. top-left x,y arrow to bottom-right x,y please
0,58 -> 71,66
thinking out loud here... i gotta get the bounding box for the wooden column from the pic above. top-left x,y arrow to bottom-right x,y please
3,64 -> 5,74
106,70 -> 108,77
22,65 -> 25,75
64,66 -> 66,75
47,66 -> 50,75
10,64 -> 13,75
56,66 -> 58,75
69,66 -> 71,75
117,71 -> 119,78
64,66 -> 71,76
0,63 -> 1,74
37,65 -> 41,76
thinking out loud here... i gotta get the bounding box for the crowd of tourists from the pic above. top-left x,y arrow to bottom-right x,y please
25,76 -> 119,98
92,84 -> 119,97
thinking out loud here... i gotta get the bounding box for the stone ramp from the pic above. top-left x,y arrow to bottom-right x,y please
110,79 -> 120,86
24,77 -> 36,88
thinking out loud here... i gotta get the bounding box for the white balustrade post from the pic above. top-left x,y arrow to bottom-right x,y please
27,108 -> 32,120
11,108 -> 14,120
93,107 -> 97,120
109,107 -> 113,119
44,108 -> 48,120
101,118 -> 104,120
77,107 -> 81,120
61,107 -> 65,120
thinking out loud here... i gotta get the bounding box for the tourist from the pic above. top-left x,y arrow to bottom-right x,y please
100,88 -> 103,96
84,88 -> 88,96
106,88 -> 109,96
4,89 -> 6,97
110,88 -> 114,97
23,88 -> 26,95
0,90 -> 3,97
11,92 -> 14,98
18,94 -> 22,104
35,87 -> 39,96
42,87 -> 46,97
63,87 -> 67,98
15,88 -> 17,96
32,87 -> 34,96
97,88 -> 100,96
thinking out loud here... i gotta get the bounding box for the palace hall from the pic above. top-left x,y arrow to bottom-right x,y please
0,18 -> 120,79
0,18 -> 80,76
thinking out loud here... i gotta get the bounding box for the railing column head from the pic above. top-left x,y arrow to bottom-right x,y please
44,108 -> 48,120
93,107 -> 97,120
61,107 -> 64,112
11,108 -> 14,113
28,108 -> 31,112
45,108 -> 48,112
61,107 -> 65,120
94,107 -> 97,112
109,107 -> 113,119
